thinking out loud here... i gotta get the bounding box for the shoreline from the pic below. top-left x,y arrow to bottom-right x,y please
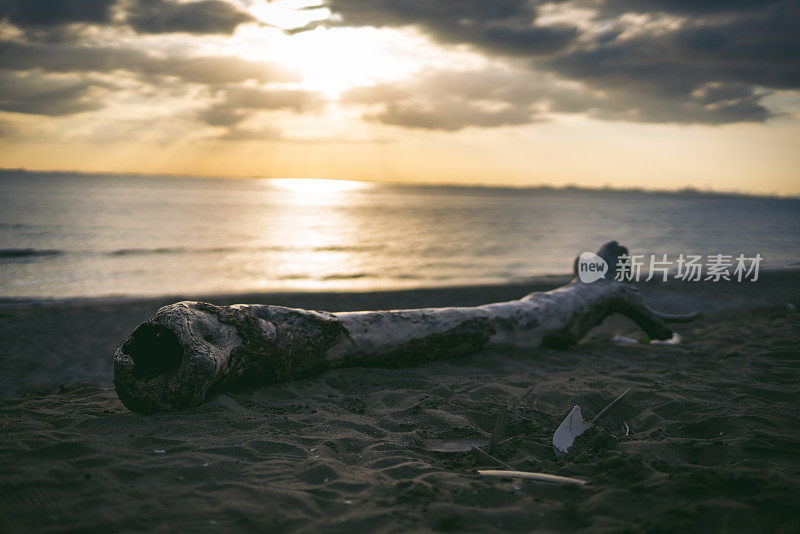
0,274 -> 573,309
2,266 -> 798,309
1,270 -> 798,400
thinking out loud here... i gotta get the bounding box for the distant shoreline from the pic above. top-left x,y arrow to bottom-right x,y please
2,167 -> 798,200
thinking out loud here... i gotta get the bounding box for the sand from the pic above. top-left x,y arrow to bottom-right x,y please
1,273 -> 799,532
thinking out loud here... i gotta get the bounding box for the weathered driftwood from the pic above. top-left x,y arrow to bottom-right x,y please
114,241 -> 698,413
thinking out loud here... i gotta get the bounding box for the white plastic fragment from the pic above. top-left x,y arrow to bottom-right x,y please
650,332 -> 681,345
552,405 -> 592,457
553,389 -> 632,456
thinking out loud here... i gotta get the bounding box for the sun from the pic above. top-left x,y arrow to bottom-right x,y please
266,178 -> 371,204
270,177 -> 367,192
221,1 -> 488,101
228,7 -> 434,98
257,26 -> 429,99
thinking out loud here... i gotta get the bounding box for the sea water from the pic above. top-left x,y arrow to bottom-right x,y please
1,172 -> 799,299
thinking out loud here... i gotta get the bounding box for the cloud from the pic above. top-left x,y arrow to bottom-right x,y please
344,69 -> 555,131
550,2 -> 800,89
293,0 -> 578,56
0,41 -> 297,85
539,1 -> 799,123
345,61 -> 774,130
198,86 -> 325,128
0,0 -> 119,41
0,0 -> 116,27
0,71 -> 104,116
0,0 -> 254,36
153,56 -> 296,85
126,0 -> 254,35
318,0 -> 798,125
361,99 -> 531,131
0,40 -> 302,120
0,0 -> 797,131
216,125 -> 284,141
594,0 -> 773,16
576,81 -> 770,124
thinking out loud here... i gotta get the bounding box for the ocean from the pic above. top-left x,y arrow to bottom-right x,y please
1,171 -> 799,299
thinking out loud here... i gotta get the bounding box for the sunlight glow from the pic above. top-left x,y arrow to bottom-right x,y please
267,27 -> 425,97
266,178 -> 371,205
248,0 -> 331,31
269,178 -> 368,193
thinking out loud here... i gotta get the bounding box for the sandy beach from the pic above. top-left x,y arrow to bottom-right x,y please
1,272 -> 799,532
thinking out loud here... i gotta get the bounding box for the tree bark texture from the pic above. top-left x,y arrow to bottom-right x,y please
114,241 -> 698,413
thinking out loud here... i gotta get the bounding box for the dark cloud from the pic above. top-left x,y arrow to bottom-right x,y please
0,0 -> 254,36
345,65 -> 772,129
294,0 -> 577,56
126,0 -> 254,35
361,100 -> 531,131
541,2 -> 799,123
198,87 -> 325,127
578,83 -> 770,124
0,0 -> 797,129
554,2 -> 800,90
0,40 -> 300,118
0,71 -> 103,116
199,86 -> 329,141
0,41 -> 297,85
0,0 -> 115,27
595,0 -> 774,16
0,0 -> 118,41
320,0 -> 799,125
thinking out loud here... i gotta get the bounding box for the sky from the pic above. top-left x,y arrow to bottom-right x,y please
0,0 -> 798,195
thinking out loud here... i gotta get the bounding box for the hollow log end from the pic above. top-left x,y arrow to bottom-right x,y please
113,302 -> 240,413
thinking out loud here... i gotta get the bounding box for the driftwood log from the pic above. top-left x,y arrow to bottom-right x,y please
114,241 -> 698,413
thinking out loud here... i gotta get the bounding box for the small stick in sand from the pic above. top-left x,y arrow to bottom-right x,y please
471,446 -> 515,471
489,405 -> 507,454
477,469 -> 588,486
591,388 -> 631,424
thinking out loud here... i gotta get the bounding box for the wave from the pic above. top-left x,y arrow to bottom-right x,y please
109,246 -> 240,256
277,273 -> 371,281
0,245 -> 386,259
277,274 -> 311,280
108,245 -> 384,256
0,248 -> 62,258
321,273 -> 368,280
313,245 -> 384,252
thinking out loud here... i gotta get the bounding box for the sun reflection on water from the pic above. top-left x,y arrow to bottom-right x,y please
245,178 -> 374,289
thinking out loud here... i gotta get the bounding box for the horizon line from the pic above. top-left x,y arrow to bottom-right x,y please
1,166 -> 798,201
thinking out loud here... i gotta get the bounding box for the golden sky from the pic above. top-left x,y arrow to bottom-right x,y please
0,0 -> 798,195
